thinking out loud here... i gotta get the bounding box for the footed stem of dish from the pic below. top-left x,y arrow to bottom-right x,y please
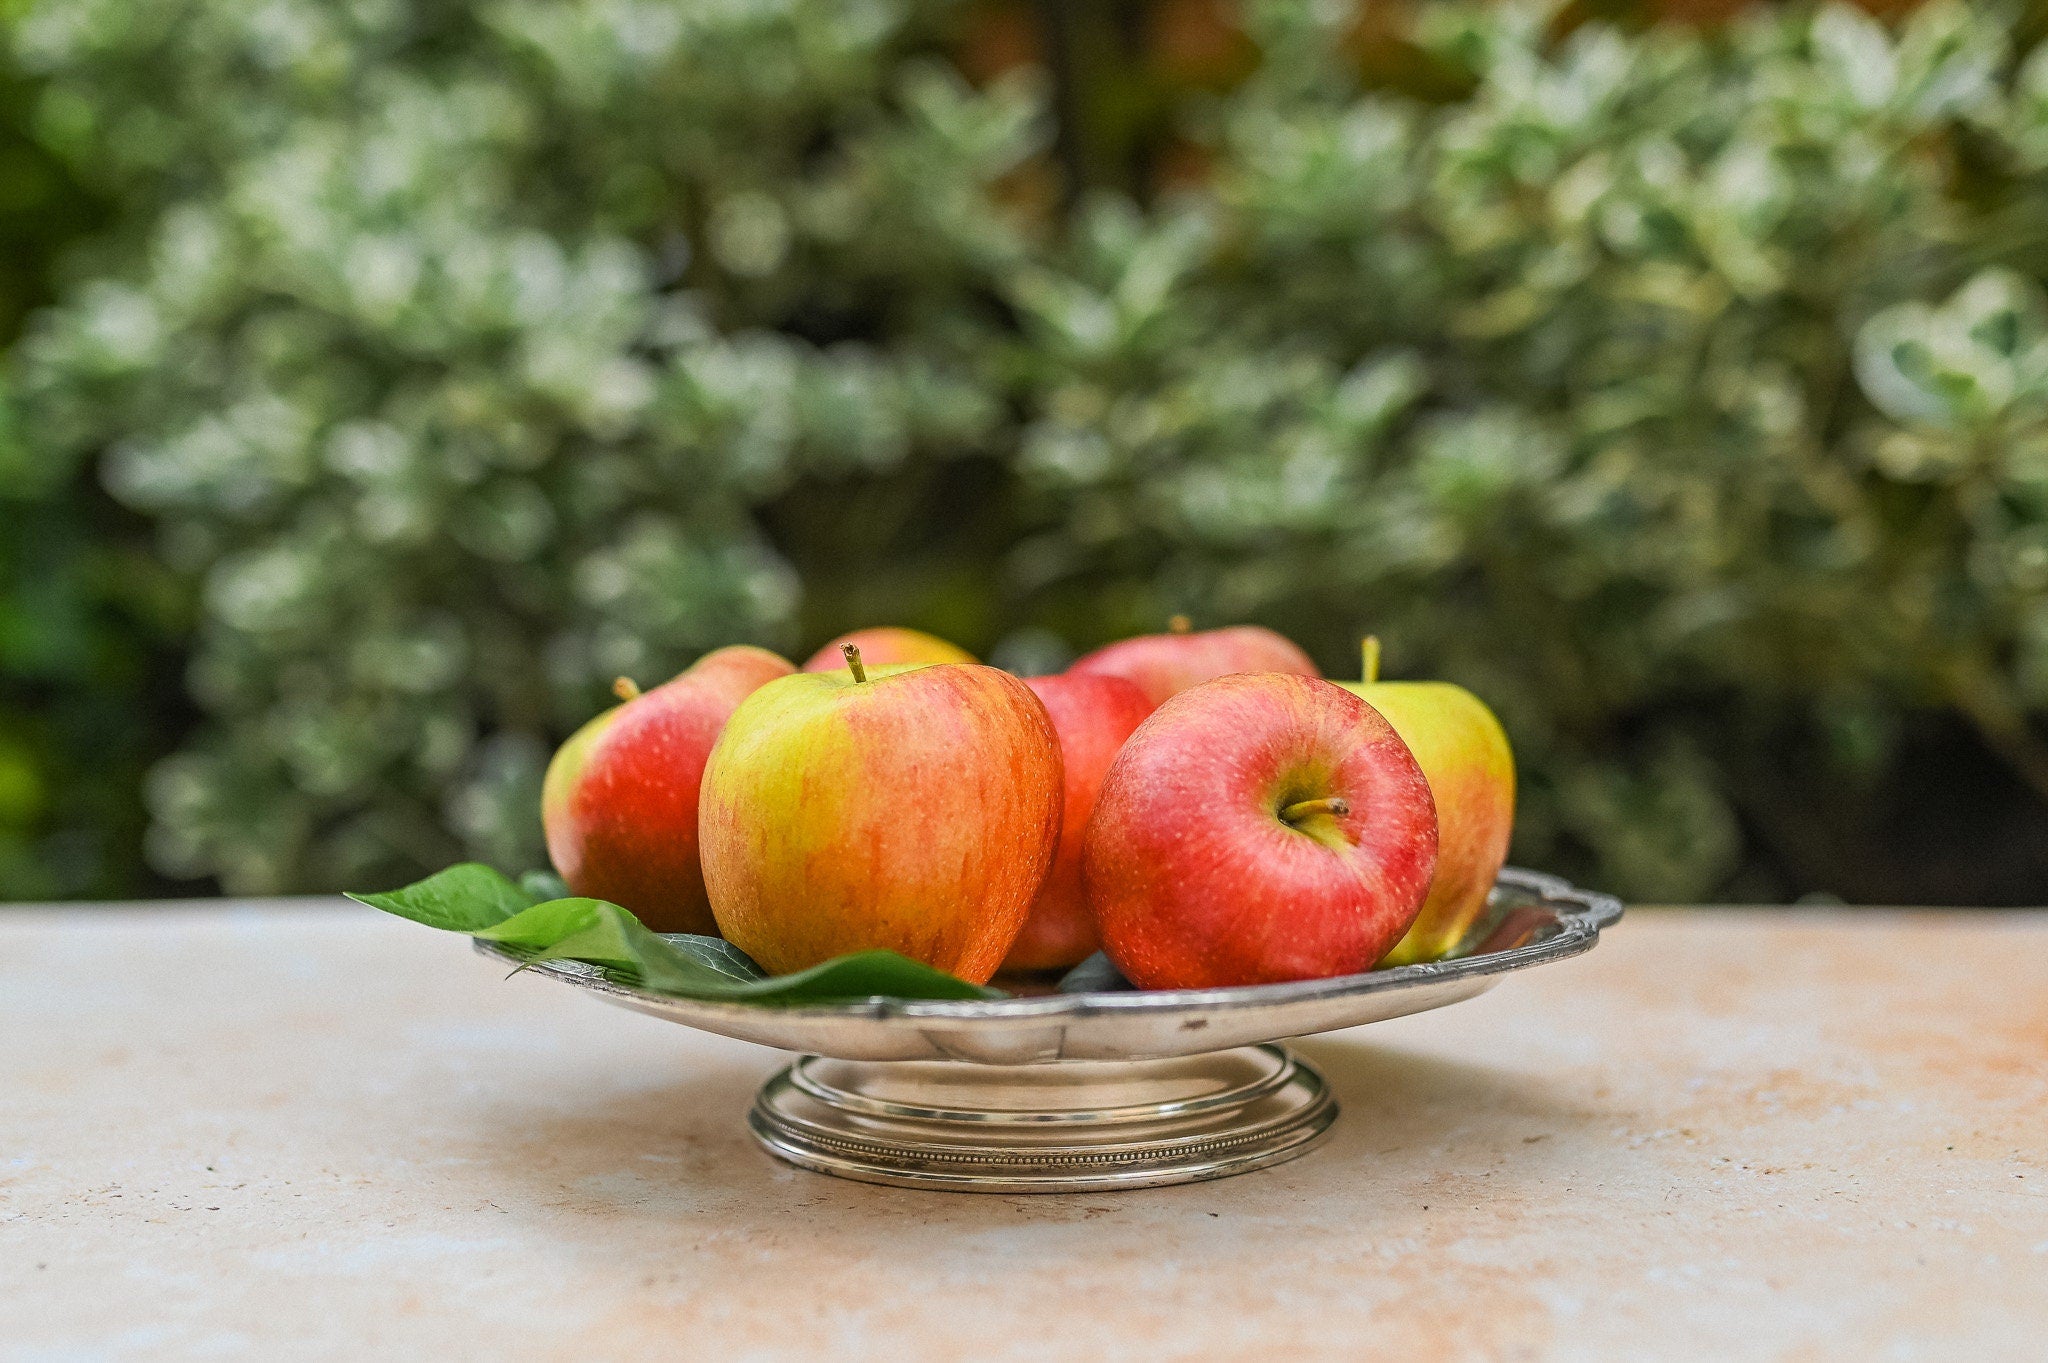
748,1043 -> 1336,1192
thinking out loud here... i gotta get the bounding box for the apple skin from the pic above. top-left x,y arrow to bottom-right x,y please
1002,673 -> 1157,972
801,627 -> 976,673
1067,625 -> 1319,706
1083,673 -> 1438,990
699,663 -> 1063,983
1341,680 -> 1514,966
541,645 -> 795,933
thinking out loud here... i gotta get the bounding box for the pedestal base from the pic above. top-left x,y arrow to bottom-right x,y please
748,1043 -> 1335,1192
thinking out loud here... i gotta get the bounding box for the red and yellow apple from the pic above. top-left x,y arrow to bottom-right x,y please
1341,639 -> 1515,966
1067,620 -> 1319,706
541,645 -> 795,933
1084,673 -> 1437,989
1003,673 -> 1157,972
801,626 -> 975,673
699,650 -> 1062,982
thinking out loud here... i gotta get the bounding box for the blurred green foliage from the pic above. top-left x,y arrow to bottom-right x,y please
0,28 -> 152,901
5,0 -> 2048,903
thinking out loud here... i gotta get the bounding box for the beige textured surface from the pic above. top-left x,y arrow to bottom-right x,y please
3,903 -> 2045,1362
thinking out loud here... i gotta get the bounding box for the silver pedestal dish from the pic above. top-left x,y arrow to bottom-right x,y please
477,867 -> 1621,1192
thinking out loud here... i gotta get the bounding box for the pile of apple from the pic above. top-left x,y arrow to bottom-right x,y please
540,621 -> 1513,991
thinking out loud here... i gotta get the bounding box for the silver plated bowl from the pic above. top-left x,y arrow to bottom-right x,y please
478,867 -> 1621,1193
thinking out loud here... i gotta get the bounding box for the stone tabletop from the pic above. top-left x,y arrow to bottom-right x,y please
4,903 -> 2045,1361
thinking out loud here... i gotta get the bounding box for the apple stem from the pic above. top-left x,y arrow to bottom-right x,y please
1280,796 -> 1351,823
841,642 -> 868,684
1360,636 -> 1381,686
1168,614 -> 1192,634
612,676 -> 642,701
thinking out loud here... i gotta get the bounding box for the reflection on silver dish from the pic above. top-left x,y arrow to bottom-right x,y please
749,1045 -> 1336,1191
476,867 -> 1621,1192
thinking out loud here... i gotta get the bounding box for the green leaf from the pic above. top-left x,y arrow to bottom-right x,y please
662,934 -> 767,982
477,898 -> 738,994
518,868 -> 571,902
351,867 -> 1003,1004
733,950 -> 1000,1004
347,863 -> 537,932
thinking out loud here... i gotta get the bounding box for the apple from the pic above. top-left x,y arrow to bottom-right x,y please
699,645 -> 1063,982
541,645 -> 795,933
1003,673 -> 1157,972
1341,638 -> 1515,966
1067,617 -> 1320,706
801,626 -> 975,672
1083,673 -> 1437,989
